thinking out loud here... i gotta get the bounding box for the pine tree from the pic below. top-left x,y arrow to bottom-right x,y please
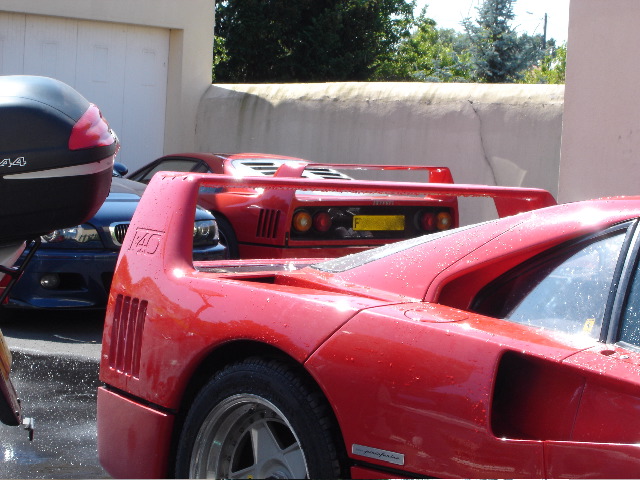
463,0 -> 542,83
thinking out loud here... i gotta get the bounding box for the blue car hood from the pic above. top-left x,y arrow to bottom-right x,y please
90,192 -> 140,226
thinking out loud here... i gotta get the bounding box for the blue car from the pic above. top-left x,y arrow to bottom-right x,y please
6,177 -> 227,309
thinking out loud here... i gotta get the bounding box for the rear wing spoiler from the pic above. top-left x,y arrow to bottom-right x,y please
126,172 -> 555,274
273,162 -> 454,184
163,172 -> 556,218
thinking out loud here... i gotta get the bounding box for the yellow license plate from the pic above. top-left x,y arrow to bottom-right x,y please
353,215 -> 405,231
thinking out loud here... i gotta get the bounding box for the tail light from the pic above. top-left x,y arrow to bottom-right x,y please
313,212 -> 332,233
417,210 -> 454,233
436,211 -> 453,230
292,211 -> 312,233
68,104 -> 116,150
418,212 -> 436,231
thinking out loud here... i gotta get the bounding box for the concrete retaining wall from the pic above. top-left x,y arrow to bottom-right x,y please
196,82 -> 564,223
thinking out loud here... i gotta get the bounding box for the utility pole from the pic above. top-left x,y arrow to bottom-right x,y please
543,13 -> 548,49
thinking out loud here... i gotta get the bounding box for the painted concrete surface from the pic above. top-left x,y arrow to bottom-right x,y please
560,0 -> 640,203
197,82 -> 564,224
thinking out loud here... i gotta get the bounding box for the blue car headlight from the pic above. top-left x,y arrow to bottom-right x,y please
41,224 -> 104,248
193,220 -> 219,246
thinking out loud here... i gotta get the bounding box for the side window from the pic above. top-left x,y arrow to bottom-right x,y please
474,232 -> 626,339
140,160 -> 206,183
192,163 -> 210,173
619,259 -> 640,347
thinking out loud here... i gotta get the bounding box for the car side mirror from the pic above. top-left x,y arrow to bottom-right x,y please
113,162 -> 128,177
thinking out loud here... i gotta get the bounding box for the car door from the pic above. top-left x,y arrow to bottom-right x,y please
544,221 -> 640,477
470,221 -> 638,478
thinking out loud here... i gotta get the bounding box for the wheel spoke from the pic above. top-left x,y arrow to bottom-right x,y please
252,420 -> 285,464
281,442 -> 307,478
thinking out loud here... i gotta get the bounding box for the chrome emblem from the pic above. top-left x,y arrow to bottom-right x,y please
0,157 -> 26,168
352,444 -> 405,466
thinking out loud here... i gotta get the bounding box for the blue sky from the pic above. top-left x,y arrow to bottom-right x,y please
414,0 -> 570,44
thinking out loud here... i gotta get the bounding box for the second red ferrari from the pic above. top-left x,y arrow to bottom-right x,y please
127,153 -> 459,259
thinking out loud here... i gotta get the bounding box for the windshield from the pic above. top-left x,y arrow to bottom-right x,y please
312,221 -> 485,273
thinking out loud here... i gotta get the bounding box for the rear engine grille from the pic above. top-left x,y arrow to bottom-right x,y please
303,167 -> 351,180
256,209 -> 281,238
250,162 -> 279,174
234,160 -> 352,180
108,295 -> 147,378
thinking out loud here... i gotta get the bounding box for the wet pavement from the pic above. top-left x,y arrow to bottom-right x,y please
0,310 -> 107,478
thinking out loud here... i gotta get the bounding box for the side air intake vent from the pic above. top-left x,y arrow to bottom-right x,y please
108,295 -> 147,378
256,209 -> 281,238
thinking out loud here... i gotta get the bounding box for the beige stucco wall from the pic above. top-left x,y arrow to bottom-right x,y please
197,82 -> 564,223
560,0 -> 640,203
0,0 -> 214,156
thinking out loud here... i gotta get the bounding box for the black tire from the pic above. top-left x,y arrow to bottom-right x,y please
215,215 -> 239,259
175,357 -> 344,479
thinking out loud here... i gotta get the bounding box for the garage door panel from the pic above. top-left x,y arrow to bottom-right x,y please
0,13 -> 25,74
24,16 -> 78,87
121,26 -> 169,165
76,21 -> 128,154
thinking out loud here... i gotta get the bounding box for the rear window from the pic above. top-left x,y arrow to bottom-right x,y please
473,229 -> 628,339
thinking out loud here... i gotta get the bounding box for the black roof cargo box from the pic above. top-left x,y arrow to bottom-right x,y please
0,75 -> 117,245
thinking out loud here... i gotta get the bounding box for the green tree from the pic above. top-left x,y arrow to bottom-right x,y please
520,43 -> 566,84
213,0 -> 415,83
463,0 -> 544,83
375,9 -> 473,82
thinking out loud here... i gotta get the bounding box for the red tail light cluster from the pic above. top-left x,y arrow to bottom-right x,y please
68,104 -> 116,151
291,207 -> 455,239
417,211 -> 453,233
293,210 -> 335,234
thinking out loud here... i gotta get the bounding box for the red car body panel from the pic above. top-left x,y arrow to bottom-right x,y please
305,305 -> 593,477
98,173 -> 640,478
97,387 -> 174,479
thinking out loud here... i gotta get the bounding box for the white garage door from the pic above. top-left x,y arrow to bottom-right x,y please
0,12 -> 169,169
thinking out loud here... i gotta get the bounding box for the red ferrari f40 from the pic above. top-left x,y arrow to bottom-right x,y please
99,172 -> 640,478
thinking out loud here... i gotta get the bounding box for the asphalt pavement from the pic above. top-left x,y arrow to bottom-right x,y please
0,309 -> 107,478
0,309 -> 103,361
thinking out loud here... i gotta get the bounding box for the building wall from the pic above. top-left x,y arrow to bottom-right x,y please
0,0 -> 214,170
197,82 -> 564,223
560,0 -> 640,203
